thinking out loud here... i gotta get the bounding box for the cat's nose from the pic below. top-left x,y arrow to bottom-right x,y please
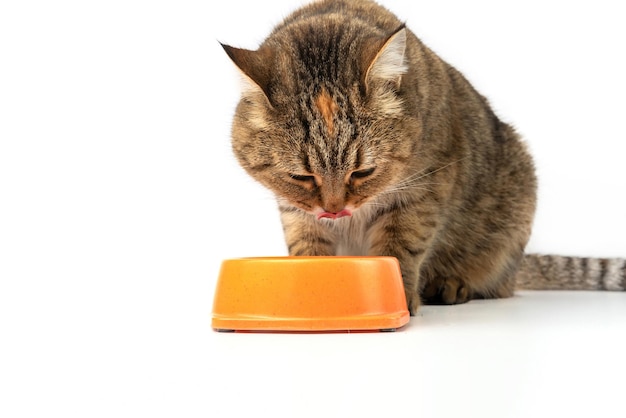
322,198 -> 345,215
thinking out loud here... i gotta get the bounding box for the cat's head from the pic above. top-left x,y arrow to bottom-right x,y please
222,23 -> 420,219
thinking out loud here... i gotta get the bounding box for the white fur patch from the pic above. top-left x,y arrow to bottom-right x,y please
585,258 -> 602,288
368,29 -> 408,83
245,100 -> 270,131
238,72 -> 262,96
332,203 -> 379,256
605,258 -> 625,291
235,73 -> 271,131
372,87 -> 405,116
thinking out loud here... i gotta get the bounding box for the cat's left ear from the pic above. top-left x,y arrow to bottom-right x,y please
221,43 -> 274,106
362,25 -> 408,93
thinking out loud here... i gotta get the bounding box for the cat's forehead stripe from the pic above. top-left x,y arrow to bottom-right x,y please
314,88 -> 339,135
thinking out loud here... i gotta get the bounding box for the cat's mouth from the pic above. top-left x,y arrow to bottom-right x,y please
316,208 -> 352,220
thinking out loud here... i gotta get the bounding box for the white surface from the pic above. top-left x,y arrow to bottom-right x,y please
1,1 -> 625,417
211,291 -> 626,418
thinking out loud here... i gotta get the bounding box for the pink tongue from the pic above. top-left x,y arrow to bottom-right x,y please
317,209 -> 352,220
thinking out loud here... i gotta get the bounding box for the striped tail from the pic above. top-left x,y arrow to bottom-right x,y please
516,254 -> 626,291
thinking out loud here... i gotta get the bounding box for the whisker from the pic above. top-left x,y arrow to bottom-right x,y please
410,157 -> 468,182
381,157 -> 468,195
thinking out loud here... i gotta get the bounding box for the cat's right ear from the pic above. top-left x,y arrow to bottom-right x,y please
361,25 -> 408,95
220,43 -> 274,106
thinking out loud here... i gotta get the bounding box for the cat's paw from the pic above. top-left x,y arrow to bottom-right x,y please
405,289 -> 421,316
422,277 -> 471,305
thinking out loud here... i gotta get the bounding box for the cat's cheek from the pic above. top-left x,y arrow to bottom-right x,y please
278,197 -> 325,218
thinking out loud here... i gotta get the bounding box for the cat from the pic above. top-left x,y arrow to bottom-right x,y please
221,0 -> 626,314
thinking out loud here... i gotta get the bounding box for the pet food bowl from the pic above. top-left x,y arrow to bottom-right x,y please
211,256 -> 410,332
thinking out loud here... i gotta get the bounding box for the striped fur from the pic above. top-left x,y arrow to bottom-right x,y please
517,255 -> 626,291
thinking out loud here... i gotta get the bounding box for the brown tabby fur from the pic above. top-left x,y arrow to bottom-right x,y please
221,0 -> 626,314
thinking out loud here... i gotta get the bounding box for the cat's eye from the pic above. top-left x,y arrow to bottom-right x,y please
350,167 -> 376,181
289,173 -> 316,183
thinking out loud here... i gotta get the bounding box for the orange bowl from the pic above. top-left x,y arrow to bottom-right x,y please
211,256 -> 410,332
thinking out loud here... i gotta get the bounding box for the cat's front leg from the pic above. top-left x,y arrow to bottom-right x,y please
366,206 -> 437,315
280,208 -> 336,256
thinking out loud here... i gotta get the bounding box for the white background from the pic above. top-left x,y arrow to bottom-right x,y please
1,1 -> 625,417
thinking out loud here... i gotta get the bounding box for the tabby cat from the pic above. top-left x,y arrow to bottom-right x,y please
221,0 -> 626,314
